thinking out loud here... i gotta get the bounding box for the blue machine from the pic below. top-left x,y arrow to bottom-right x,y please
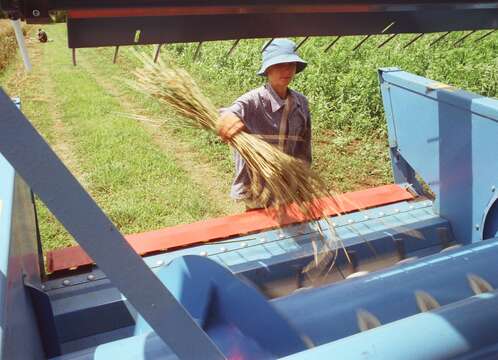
1,68 -> 498,359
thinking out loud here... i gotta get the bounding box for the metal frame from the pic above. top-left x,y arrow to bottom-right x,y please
0,90 -> 224,359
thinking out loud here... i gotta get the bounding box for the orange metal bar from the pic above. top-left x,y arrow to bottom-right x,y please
67,4 -> 374,19
46,184 -> 414,274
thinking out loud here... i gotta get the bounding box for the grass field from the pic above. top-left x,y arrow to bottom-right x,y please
1,24 -> 497,251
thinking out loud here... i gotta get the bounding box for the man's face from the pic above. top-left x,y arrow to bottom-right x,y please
266,62 -> 297,89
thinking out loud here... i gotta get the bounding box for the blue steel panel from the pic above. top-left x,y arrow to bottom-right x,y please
0,155 -> 45,359
274,237 -> 498,347
282,291 -> 498,360
379,69 -> 498,244
0,155 -> 15,358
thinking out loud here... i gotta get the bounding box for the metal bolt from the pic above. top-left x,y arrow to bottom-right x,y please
199,251 -> 208,257
476,224 -> 480,231
32,9 -> 40,17
155,260 -> 165,267
240,242 -> 247,248
220,247 -> 227,252
87,274 -> 96,281
492,185 -> 496,192
62,279 -> 71,286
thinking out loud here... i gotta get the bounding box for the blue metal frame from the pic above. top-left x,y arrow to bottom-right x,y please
380,68 -> 498,244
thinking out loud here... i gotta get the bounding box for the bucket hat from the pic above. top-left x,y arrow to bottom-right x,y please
257,38 -> 307,76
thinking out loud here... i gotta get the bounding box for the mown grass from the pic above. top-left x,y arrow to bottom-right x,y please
3,24 -> 498,251
3,25 -> 227,250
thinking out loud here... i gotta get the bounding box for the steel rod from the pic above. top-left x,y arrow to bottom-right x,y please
227,39 -> 240,56
262,38 -> 274,52
403,33 -> 424,49
10,19 -> 32,72
453,30 -> 476,46
154,44 -> 163,63
295,36 -> 310,51
377,33 -> 397,48
193,41 -> 203,60
72,48 -> 77,66
352,34 -> 371,51
474,29 -> 496,43
429,31 -> 451,47
324,36 -> 341,52
112,46 -> 119,64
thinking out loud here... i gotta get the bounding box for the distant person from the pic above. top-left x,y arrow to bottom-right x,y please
218,38 -> 312,210
37,28 -> 48,43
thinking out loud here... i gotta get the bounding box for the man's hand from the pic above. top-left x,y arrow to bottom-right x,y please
217,112 -> 245,142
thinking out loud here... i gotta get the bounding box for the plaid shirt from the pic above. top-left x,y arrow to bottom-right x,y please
223,84 -> 312,200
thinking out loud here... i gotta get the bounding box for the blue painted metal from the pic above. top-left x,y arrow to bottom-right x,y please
135,256 -> 307,359
380,69 -> 498,244
0,89 -> 225,360
282,290 -> 498,360
274,236 -> 498,346
0,154 -> 45,359
45,201 -> 452,354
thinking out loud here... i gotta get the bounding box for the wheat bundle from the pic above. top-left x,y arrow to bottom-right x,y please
128,51 -> 351,277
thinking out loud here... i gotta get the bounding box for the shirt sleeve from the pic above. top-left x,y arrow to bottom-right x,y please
220,92 -> 254,125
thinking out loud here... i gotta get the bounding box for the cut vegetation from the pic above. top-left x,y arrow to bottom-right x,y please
1,23 -> 497,251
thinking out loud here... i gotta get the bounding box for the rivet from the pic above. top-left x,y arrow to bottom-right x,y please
260,238 -> 266,243
87,274 -> 95,281
475,224 -> 480,231
394,209 -> 400,213
332,222 -> 337,227
155,260 -> 165,267
492,186 -> 496,192
348,219 -> 354,224
220,247 -> 227,252
199,251 -> 208,257
279,233 -> 285,239
32,9 -> 40,16
62,280 -> 71,286
378,212 -> 385,217
363,215 -> 370,220
240,242 -> 248,248
409,205 -> 414,210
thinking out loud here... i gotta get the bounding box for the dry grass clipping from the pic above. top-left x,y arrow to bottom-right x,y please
128,51 -> 354,278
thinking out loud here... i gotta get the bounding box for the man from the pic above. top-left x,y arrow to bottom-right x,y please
218,38 -> 312,209
37,28 -> 48,43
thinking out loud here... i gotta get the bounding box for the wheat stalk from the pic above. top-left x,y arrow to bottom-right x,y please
128,50 -> 351,277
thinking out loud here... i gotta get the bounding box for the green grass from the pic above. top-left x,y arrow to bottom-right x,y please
2,24 -> 498,250
3,25 -> 228,251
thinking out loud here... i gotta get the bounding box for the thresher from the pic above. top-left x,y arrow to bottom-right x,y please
1,1 -> 498,359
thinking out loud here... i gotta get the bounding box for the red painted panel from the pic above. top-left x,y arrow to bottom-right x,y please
46,184 -> 413,274
68,5 -> 374,19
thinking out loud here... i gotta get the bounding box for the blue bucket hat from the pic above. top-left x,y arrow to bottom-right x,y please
257,38 -> 307,76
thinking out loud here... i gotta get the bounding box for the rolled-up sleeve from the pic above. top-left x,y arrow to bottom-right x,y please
221,92 -> 254,125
